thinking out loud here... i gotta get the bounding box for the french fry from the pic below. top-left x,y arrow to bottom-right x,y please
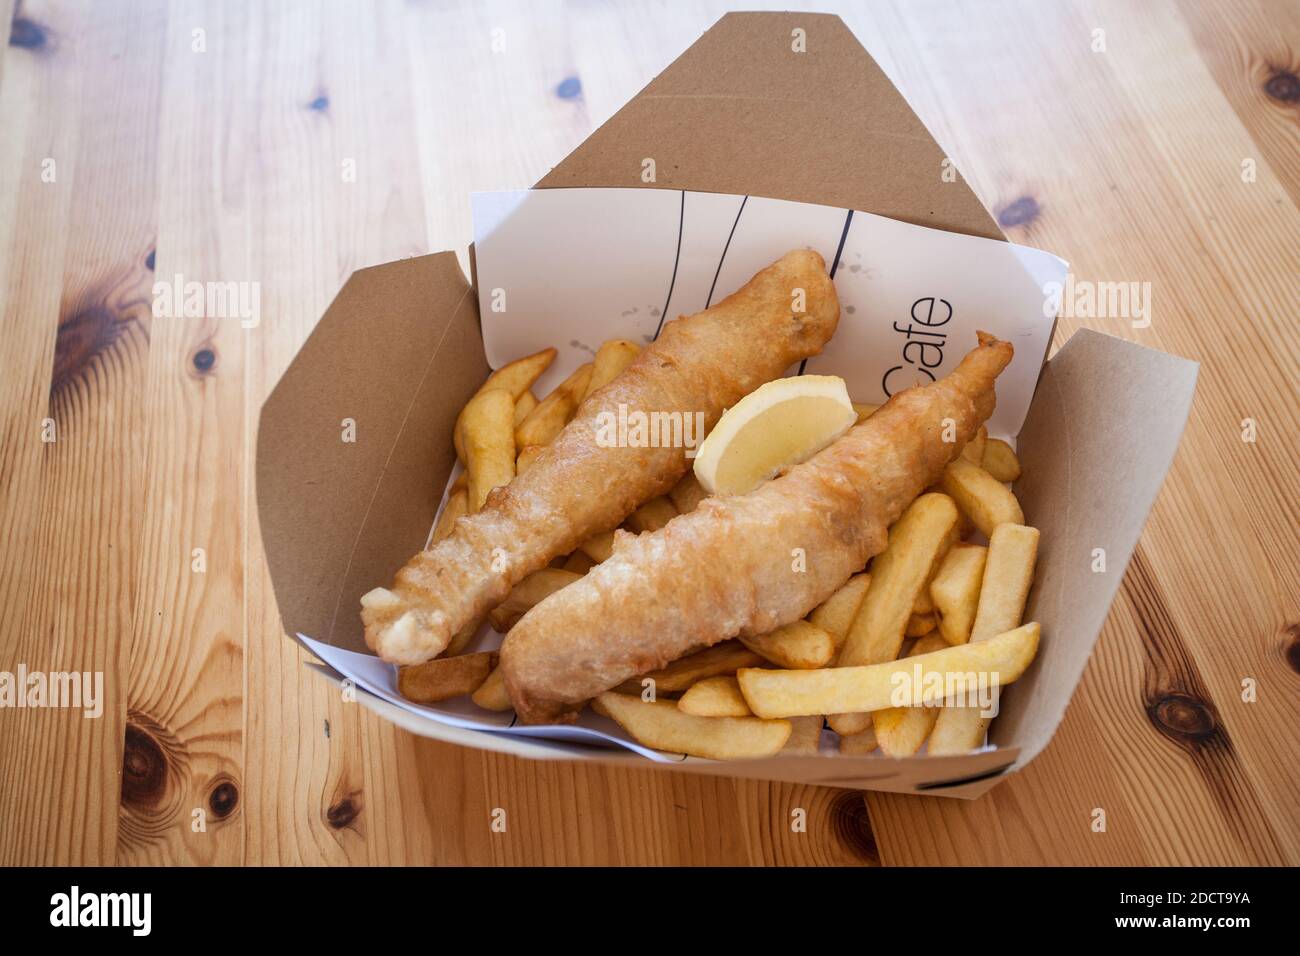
594,692 -> 792,760
952,502 -> 975,540
981,438 -> 1022,482
462,388 -> 516,512
829,493 -> 958,735
960,425 -> 988,464
583,339 -> 641,400
852,403 -> 880,423
398,651 -> 497,703
514,362 -> 592,449
838,725 -> 879,755
563,550 -> 595,574
740,621 -> 835,670
444,619 -> 481,656
968,525 -> 1039,644
454,347 -> 556,459
872,635 -> 948,756
809,573 -> 871,652
737,623 -> 1040,719
928,524 -> 1039,755
930,543 -> 987,645
478,348 -> 556,403
516,443 -> 544,475
782,715 -> 825,755
616,641 -> 764,695
487,568 -> 582,632
939,458 -> 1024,538
668,472 -> 709,515
626,495 -> 677,533
512,389 -> 538,429
678,676 -> 752,717
470,665 -> 513,711
431,487 -> 468,543
905,612 -> 938,637
912,524 -> 957,615
578,530 -> 616,564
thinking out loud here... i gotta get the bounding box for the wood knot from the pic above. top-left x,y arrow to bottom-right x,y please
556,75 -> 582,99
9,16 -> 48,51
118,712 -> 190,850
191,346 -> 217,374
1263,70 -> 1299,102
828,790 -> 878,864
996,196 -> 1040,229
1282,622 -> 1300,674
145,248 -> 156,271
1148,692 -> 1216,743
50,305 -> 127,398
207,776 -> 239,819
326,791 -> 362,829
121,722 -> 169,809
308,92 -> 329,111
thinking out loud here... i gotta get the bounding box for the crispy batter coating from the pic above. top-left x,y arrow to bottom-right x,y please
364,250 -> 840,663
502,335 -> 1014,724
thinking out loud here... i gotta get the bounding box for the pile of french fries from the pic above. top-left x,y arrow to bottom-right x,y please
397,343 -> 1042,763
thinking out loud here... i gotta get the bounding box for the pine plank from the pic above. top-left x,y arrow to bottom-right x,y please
0,0 -> 1294,867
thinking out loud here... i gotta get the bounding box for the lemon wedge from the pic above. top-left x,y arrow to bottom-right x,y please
693,375 -> 857,495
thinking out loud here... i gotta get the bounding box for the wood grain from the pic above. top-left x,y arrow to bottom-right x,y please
0,0 -> 1295,866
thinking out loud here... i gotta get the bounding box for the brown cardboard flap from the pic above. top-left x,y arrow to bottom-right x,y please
993,329 -> 1198,765
538,12 -> 1002,241
257,253 -> 487,651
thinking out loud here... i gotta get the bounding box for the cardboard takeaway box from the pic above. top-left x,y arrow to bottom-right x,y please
256,13 -> 1198,798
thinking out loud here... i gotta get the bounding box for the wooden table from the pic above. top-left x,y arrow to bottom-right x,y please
1,0 -> 1295,866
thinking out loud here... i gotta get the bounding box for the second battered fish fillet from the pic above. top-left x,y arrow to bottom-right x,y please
363,249 -> 840,663
501,335 -> 1014,724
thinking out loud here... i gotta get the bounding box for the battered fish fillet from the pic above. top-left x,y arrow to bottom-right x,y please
501,334 -> 1014,724
363,249 -> 840,664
